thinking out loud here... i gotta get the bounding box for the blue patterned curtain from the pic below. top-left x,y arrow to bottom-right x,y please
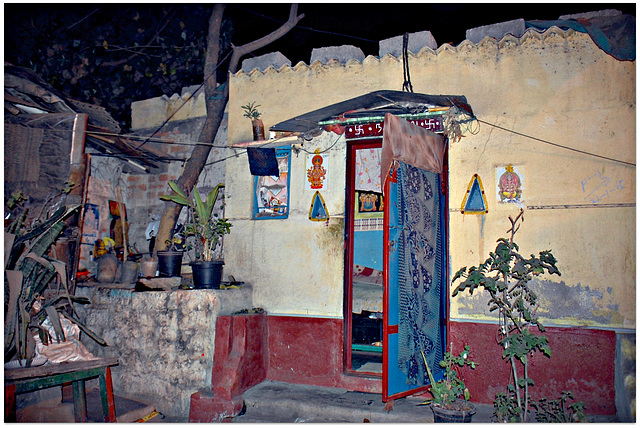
395,161 -> 444,385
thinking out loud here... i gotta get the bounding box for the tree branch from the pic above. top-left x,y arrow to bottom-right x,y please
229,4 -> 304,73
155,3 -> 304,252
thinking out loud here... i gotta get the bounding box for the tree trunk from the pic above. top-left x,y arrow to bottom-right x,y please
155,4 -> 304,252
155,4 -> 227,251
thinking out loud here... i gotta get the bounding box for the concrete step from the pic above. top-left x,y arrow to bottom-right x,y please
231,380 -> 494,423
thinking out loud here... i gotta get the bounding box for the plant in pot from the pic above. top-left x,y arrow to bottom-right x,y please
242,101 -> 265,141
156,235 -> 184,278
421,345 -> 477,423
160,181 -> 232,289
451,209 -> 586,422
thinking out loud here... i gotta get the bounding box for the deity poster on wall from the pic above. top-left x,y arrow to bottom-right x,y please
306,151 -> 328,190
496,165 -> 524,205
355,191 -> 384,219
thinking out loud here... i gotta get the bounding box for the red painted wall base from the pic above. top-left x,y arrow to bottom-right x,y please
267,315 -> 381,393
189,313 -> 268,422
190,313 -> 617,420
449,321 -> 616,415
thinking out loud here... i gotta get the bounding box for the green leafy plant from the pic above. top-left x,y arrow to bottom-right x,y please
160,181 -> 232,261
421,345 -> 476,410
532,391 -> 587,423
451,209 -> 562,422
241,101 -> 261,120
5,201 -> 106,364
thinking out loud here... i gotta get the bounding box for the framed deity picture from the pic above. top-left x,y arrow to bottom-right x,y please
355,191 -> 384,219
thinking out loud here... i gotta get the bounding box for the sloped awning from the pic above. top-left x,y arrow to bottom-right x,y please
4,65 -> 171,172
270,90 -> 473,134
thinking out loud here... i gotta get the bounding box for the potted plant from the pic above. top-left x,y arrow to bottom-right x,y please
451,209 -> 586,422
421,345 -> 477,423
242,101 -> 265,141
156,235 -> 184,278
160,181 -> 232,289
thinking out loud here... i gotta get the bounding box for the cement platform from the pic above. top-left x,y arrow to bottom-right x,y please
17,380 -> 618,423
230,380 -> 494,423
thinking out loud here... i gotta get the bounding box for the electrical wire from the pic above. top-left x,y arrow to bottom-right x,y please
204,133 -> 303,167
230,5 -> 379,45
476,119 -> 635,167
296,132 -> 343,155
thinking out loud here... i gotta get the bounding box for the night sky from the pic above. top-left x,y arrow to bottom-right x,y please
227,3 -> 636,64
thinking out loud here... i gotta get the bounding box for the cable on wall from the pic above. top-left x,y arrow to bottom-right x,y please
476,118 -> 635,168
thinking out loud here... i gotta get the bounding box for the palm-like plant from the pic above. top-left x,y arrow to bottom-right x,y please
241,101 -> 261,120
160,181 -> 232,261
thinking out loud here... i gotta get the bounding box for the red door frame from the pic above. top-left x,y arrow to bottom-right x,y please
343,138 -> 383,376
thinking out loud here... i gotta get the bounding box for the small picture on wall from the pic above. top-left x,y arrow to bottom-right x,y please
496,164 -> 524,205
355,191 -> 384,219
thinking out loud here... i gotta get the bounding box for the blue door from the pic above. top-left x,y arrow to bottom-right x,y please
383,160 -> 447,401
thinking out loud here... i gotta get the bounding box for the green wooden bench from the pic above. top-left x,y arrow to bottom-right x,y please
5,357 -> 119,422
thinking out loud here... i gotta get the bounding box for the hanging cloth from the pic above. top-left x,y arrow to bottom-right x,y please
355,148 -> 382,193
381,113 -> 445,188
247,147 -> 279,176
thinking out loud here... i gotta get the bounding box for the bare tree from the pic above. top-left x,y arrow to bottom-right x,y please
155,4 -> 304,251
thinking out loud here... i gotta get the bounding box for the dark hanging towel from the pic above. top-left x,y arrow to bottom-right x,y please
247,147 -> 279,176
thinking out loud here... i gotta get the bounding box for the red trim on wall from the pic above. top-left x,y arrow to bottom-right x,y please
382,163 -> 397,400
267,315 -> 381,393
449,321 -> 616,415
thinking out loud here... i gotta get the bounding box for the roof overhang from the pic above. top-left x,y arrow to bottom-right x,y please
270,90 -> 473,134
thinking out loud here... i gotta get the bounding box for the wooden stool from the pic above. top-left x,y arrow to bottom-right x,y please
5,357 -> 118,422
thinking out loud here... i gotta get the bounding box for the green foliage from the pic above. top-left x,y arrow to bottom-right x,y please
421,345 -> 476,409
4,202 -> 105,364
494,392 -> 524,423
241,101 -> 262,120
532,391 -> 588,423
451,209 -> 568,422
160,181 -> 232,261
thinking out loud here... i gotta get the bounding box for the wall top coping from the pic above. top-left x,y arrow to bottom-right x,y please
232,26 -> 603,78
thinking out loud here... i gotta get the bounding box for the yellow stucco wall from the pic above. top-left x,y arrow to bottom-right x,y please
225,28 -> 635,327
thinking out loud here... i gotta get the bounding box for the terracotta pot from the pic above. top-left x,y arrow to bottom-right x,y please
252,119 -> 265,141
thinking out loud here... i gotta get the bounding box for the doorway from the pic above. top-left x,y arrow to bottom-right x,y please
345,140 -> 384,375
343,116 -> 449,401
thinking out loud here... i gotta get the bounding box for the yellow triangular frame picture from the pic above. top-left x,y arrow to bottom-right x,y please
461,174 -> 488,214
309,191 -> 329,221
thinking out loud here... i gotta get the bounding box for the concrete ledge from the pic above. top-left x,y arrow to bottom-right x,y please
241,52 -> 291,73
466,19 -> 525,44
379,31 -> 438,57
310,45 -> 365,64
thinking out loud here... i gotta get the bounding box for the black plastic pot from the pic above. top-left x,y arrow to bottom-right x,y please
190,260 -> 224,289
157,250 -> 183,277
431,402 -> 476,423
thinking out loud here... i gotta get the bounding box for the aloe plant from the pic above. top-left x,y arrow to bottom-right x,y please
160,181 -> 232,261
5,201 -> 106,365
